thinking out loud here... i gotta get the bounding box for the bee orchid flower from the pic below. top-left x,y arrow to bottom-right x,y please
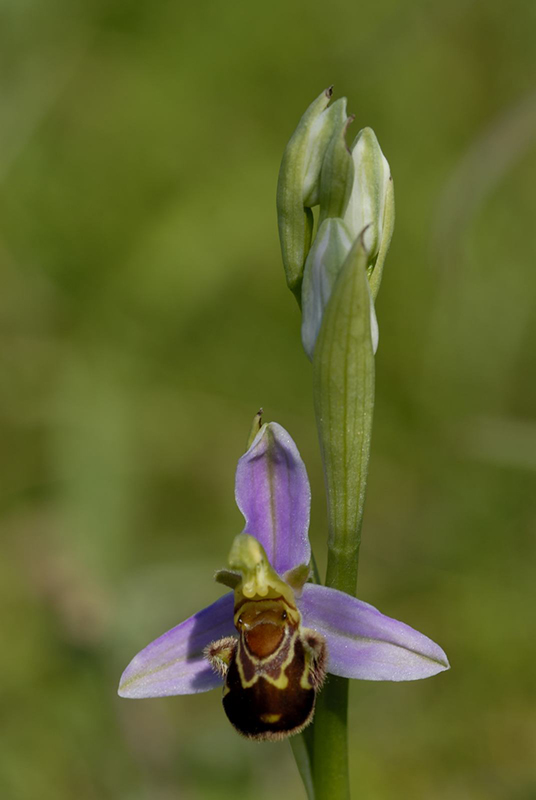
118,421 -> 449,740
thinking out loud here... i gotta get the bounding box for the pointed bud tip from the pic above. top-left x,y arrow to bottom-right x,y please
344,116 -> 355,150
359,125 -> 378,141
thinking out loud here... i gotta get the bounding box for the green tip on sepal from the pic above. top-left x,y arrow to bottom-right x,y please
312,235 -> 376,595
277,88 -> 347,299
344,127 -> 394,298
246,408 -> 263,450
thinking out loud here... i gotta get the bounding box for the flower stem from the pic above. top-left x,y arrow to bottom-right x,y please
312,677 -> 350,800
310,238 -> 376,799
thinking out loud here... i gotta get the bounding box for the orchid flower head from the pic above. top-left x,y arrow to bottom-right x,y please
118,420 -> 449,740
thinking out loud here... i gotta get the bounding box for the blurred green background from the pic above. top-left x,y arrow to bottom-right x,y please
1,0 -> 535,798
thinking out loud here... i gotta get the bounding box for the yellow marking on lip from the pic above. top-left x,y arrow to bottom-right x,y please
235,627 -> 299,689
236,644 -> 291,690
260,713 -> 282,724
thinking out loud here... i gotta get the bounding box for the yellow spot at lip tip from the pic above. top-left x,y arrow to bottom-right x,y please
260,713 -> 282,724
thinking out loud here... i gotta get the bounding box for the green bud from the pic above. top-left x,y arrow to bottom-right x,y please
301,214 -> 379,361
277,88 -> 347,301
344,127 -> 394,298
318,115 -> 355,226
302,97 -> 347,207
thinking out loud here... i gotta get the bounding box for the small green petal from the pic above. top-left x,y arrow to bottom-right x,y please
283,562 -> 311,594
214,569 -> 242,589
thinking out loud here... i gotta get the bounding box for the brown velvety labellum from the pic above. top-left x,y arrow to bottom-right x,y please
207,597 -> 327,741
223,636 -> 316,741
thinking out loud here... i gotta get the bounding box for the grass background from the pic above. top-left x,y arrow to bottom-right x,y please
1,1 -> 535,798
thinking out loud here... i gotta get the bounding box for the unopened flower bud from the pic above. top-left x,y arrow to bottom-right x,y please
277,88 -> 347,300
301,219 -> 379,360
344,127 -> 394,298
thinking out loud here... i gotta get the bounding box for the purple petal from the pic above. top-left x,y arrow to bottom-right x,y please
299,584 -> 449,681
118,593 -> 235,698
235,422 -> 311,575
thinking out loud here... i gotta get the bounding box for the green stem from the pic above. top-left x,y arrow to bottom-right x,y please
309,238 -> 376,799
312,677 -> 350,800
